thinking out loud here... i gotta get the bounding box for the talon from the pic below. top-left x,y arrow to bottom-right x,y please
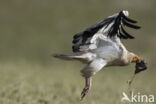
81,77 -> 92,100
81,86 -> 89,95
81,86 -> 90,100
81,86 -> 89,100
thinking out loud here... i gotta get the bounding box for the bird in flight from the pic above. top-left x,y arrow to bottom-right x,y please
53,10 -> 147,100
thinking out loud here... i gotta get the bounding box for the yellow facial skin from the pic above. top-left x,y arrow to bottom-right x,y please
132,55 -> 141,63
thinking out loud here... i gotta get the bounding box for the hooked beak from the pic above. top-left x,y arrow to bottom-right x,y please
132,55 -> 141,63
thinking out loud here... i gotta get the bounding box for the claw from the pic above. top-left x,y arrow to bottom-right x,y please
81,77 -> 92,100
81,85 -> 90,100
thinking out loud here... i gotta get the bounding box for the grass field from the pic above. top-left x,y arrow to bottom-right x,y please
0,60 -> 155,104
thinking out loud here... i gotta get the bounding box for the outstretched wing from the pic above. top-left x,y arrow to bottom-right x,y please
72,10 -> 141,52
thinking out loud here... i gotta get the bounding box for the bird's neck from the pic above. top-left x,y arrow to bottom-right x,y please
120,49 -> 132,65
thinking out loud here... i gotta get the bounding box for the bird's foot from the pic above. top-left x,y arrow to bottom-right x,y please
81,85 -> 90,100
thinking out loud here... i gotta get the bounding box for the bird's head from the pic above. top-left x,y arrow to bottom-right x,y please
131,54 -> 142,63
128,52 -> 141,63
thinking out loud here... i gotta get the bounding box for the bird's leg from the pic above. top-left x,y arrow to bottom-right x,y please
81,77 -> 92,100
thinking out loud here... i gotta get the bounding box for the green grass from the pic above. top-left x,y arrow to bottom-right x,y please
0,61 -> 155,104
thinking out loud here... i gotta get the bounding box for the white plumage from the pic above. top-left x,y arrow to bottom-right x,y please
53,10 -> 142,100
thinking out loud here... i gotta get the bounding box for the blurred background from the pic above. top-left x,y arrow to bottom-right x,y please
0,0 -> 155,104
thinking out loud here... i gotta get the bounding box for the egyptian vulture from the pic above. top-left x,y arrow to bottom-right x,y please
53,10 -> 147,100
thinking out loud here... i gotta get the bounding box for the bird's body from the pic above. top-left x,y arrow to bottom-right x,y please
53,10 -> 142,100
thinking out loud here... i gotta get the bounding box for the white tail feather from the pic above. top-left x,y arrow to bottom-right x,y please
52,53 -> 78,60
52,53 -> 88,62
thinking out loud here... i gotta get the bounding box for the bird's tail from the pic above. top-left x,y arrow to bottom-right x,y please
52,53 -> 86,62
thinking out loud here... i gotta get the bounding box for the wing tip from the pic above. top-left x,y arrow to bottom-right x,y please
122,10 -> 129,17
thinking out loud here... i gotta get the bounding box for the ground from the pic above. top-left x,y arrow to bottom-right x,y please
0,61 -> 155,104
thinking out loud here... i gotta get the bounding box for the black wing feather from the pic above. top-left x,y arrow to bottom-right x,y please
72,11 -> 141,52
121,26 -> 135,39
109,12 -> 122,37
108,11 -> 140,39
122,14 -> 137,23
118,27 -> 128,39
72,17 -> 114,52
122,19 -> 141,29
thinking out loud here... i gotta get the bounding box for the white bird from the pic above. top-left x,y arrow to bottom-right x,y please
53,10 -> 143,100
